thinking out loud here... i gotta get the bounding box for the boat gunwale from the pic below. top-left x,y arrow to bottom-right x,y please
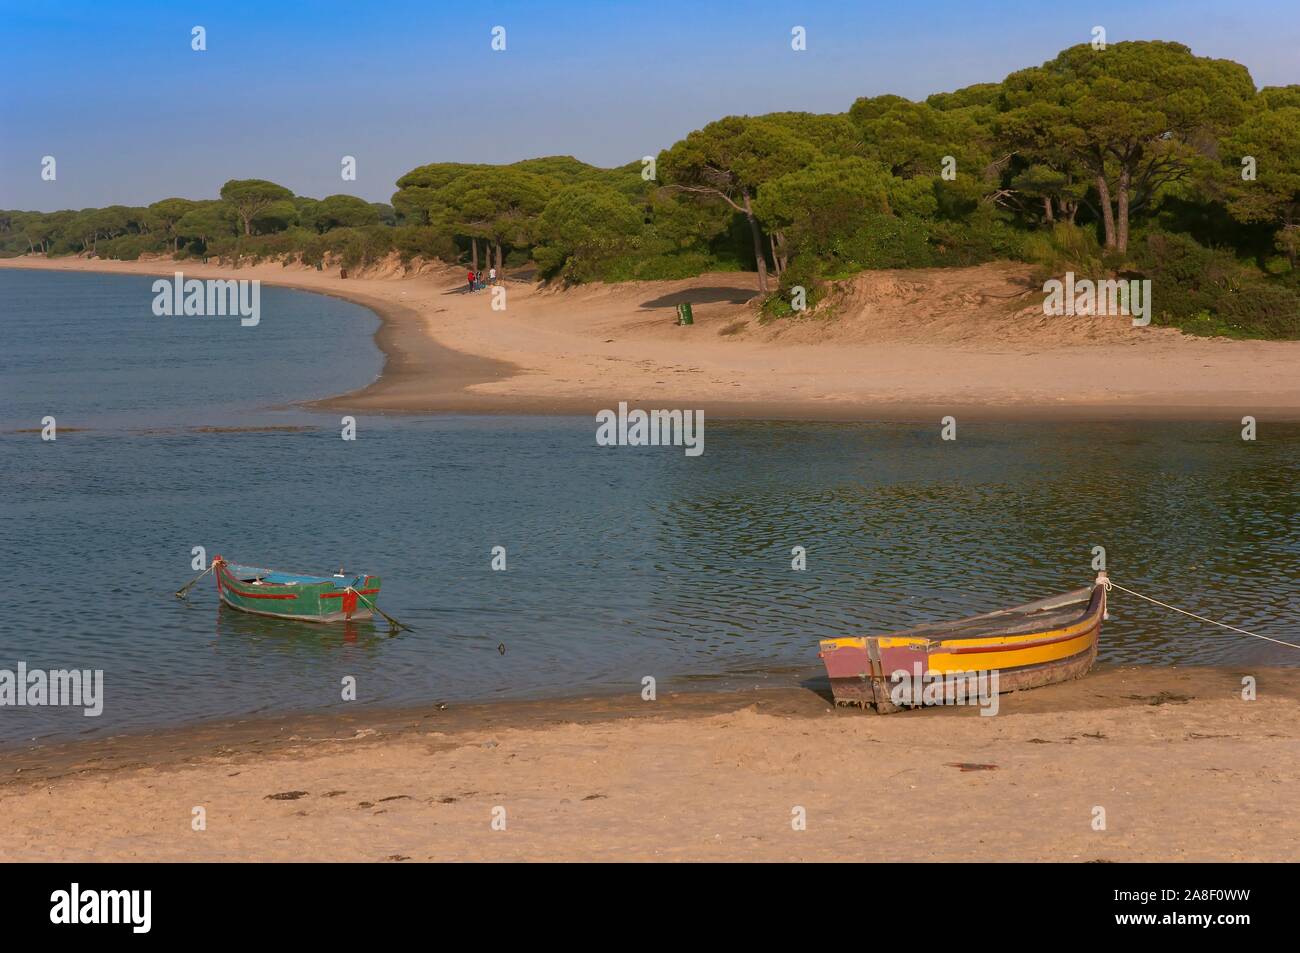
216,559 -> 374,592
934,590 -> 1105,650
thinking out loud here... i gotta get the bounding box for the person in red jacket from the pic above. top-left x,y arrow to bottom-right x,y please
467,270 -> 475,293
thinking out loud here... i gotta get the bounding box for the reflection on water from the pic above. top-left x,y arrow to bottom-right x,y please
214,602 -> 387,647
2,417 -> 1296,743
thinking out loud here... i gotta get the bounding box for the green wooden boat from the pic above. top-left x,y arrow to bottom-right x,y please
212,555 -> 382,623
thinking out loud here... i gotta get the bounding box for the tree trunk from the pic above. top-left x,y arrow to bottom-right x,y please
495,243 -> 503,272
742,191 -> 768,293
1096,175 -> 1116,250
1043,196 -> 1054,224
1115,168 -> 1131,254
471,238 -> 479,271
242,216 -> 252,236
773,231 -> 789,274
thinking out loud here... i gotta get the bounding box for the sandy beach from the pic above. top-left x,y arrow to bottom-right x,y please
2,254 -> 1297,421
2,666 -> 1297,862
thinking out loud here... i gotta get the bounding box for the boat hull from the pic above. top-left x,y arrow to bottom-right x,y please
216,589 -> 376,623
819,579 -> 1106,712
214,558 -> 381,624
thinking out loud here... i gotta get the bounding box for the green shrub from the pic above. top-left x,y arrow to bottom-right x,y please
830,214 -> 937,269
1020,222 -> 1103,273
597,250 -> 732,282
775,255 -> 825,309
930,216 -> 1027,265
1211,283 -> 1300,338
1133,231 -> 1300,338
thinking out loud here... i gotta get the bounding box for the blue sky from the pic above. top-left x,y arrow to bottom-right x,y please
2,0 -> 1297,210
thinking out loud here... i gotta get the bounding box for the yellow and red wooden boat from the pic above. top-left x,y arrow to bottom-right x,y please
819,572 -> 1108,712
212,555 -> 381,623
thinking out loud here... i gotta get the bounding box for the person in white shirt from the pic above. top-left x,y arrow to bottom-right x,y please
488,267 -> 497,285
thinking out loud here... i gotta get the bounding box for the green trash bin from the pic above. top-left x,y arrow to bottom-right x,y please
676,302 -> 694,326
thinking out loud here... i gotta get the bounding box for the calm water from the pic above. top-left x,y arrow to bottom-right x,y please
0,269 -> 382,429
1,269 -> 1297,743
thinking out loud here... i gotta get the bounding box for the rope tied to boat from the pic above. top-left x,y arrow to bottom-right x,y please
1105,579 -> 1300,650
345,586 -> 413,633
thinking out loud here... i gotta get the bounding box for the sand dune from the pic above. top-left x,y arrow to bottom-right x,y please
765,263 -> 1148,347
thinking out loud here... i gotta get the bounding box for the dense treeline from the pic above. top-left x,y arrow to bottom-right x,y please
3,41 -> 1297,338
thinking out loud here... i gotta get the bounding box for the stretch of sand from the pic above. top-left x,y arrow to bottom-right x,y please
2,667 -> 1297,862
2,254 -> 1297,420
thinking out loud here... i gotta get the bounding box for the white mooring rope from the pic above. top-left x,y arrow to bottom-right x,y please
1106,579 -> 1300,650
